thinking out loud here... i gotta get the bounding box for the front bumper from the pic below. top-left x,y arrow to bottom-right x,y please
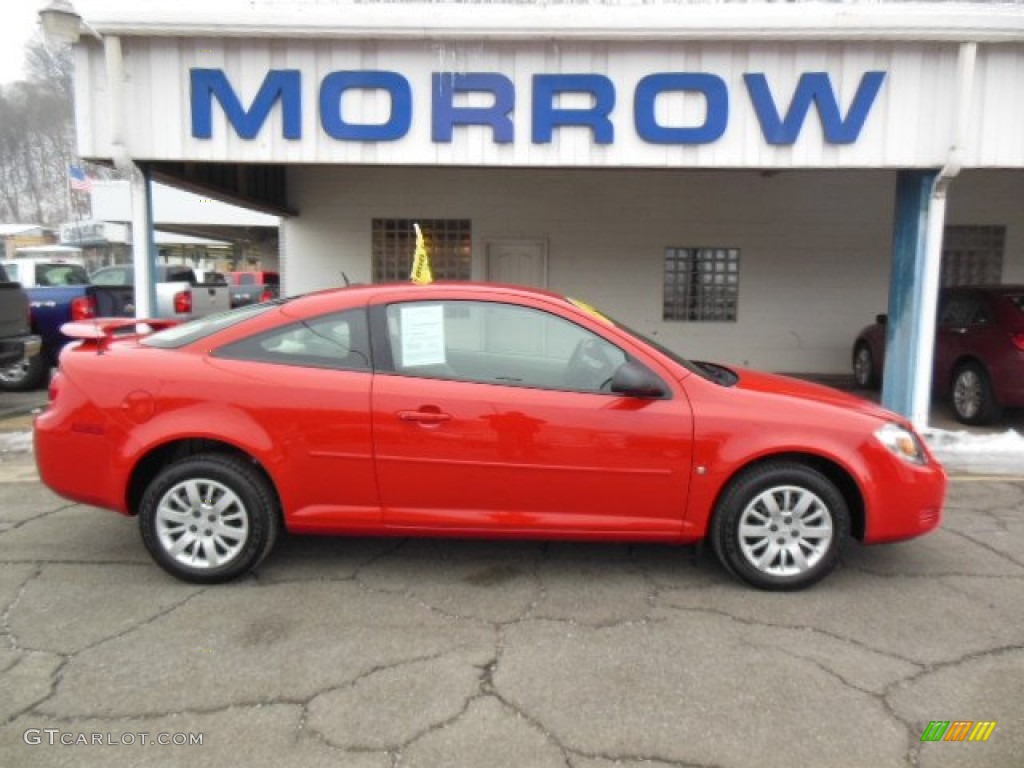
859,443 -> 947,544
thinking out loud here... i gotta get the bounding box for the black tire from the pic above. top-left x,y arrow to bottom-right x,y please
950,362 -> 1001,426
0,354 -> 49,392
139,453 -> 280,584
710,462 -> 849,591
852,343 -> 879,389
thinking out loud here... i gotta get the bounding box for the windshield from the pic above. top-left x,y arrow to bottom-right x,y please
141,300 -> 286,349
563,296 -> 711,379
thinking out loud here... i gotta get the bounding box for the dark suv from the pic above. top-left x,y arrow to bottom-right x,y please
852,285 -> 1024,425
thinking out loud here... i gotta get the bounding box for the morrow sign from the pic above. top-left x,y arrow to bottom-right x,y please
191,69 -> 887,147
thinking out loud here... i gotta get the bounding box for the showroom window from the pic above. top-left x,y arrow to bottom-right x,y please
941,225 -> 1005,286
372,219 -> 472,283
663,247 -> 740,322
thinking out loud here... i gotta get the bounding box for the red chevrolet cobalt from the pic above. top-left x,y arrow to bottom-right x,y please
34,283 -> 946,589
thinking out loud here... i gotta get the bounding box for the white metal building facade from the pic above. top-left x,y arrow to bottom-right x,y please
63,0 -> 1024,420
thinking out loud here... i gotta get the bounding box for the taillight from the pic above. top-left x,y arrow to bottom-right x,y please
174,290 -> 192,314
1012,332 -> 1024,351
259,288 -> 274,303
70,295 -> 96,320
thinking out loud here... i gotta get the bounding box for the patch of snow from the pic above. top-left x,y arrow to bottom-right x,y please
923,428 -> 1024,476
0,431 -> 32,455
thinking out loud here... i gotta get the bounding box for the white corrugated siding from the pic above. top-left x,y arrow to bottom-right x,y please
75,38 -> 1023,168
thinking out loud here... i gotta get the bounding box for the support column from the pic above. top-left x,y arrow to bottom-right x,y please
129,163 -> 158,318
881,170 -> 942,428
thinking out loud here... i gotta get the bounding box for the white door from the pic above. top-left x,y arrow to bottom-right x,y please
485,239 -> 547,288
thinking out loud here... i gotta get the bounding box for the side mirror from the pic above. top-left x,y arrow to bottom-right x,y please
610,362 -> 667,398
875,314 -> 888,326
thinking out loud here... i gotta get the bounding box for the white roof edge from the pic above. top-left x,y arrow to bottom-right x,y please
78,3 -> 1024,43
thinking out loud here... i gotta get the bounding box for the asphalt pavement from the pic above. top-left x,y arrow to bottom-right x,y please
0,418 -> 1022,765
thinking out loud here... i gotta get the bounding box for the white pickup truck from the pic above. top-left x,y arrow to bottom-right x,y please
91,264 -> 231,321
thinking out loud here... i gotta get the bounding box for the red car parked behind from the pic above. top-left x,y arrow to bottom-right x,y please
853,285 -> 1024,425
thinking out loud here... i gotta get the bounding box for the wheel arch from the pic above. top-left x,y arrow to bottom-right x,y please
709,451 -> 866,542
949,354 -> 991,387
126,438 -> 283,520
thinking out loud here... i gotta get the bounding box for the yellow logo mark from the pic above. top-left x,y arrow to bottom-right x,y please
968,721 -> 997,742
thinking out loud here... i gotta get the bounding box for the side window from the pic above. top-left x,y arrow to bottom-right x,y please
384,301 -> 627,393
939,297 -> 973,327
214,309 -> 370,371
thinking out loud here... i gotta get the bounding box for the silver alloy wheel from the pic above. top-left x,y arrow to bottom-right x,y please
853,347 -> 872,387
154,478 -> 250,570
953,369 -> 982,420
737,485 -> 834,577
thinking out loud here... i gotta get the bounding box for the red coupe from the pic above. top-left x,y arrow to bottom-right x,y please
35,283 -> 946,589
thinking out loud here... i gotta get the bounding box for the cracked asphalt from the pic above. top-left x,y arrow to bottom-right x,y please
0,450 -> 1021,768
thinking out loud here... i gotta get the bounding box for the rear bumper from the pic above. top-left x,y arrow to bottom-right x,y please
0,334 -> 42,368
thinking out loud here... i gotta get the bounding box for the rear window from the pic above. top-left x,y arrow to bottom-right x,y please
37,263 -> 89,286
141,300 -> 285,349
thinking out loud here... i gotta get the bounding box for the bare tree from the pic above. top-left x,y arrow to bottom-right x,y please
0,34 -> 94,227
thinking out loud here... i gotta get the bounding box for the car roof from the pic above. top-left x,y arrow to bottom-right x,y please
285,281 -> 574,318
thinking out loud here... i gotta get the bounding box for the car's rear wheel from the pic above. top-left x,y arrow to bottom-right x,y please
711,462 -> 848,591
951,362 -> 1001,426
139,453 -> 280,583
0,354 -> 49,392
852,343 -> 879,389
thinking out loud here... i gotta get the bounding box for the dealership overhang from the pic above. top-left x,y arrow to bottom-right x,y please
52,0 -> 1024,429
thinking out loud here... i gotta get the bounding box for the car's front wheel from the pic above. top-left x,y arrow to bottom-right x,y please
951,362 -> 1001,426
139,453 -> 280,583
711,462 -> 848,590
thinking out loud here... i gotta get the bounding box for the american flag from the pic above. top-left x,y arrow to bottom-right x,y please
69,165 -> 93,193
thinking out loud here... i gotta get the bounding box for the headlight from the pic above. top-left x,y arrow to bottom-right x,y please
874,422 -> 926,465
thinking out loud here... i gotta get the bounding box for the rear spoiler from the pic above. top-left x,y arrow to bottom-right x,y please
61,318 -> 180,352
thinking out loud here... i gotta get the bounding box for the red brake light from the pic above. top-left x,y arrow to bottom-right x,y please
259,288 -> 274,303
174,290 -> 192,314
70,295 -> 96,320
1012,332 -> 1024,351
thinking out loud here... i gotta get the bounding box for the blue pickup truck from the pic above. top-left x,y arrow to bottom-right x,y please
0,258 -> 134,391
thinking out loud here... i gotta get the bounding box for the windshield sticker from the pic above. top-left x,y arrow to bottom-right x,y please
400,304 -> 446,366
567,297 -> 615,326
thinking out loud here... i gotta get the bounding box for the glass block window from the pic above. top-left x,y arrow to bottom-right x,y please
941,226 -> 1005,287
663,247 -> 740,322
372,219 -> 472,283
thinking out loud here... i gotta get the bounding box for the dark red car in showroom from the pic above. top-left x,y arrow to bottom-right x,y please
35,282 -> 945,590
853,285 -> 1024,425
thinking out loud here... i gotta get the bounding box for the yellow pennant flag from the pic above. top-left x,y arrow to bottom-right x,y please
410,223 -> 433,285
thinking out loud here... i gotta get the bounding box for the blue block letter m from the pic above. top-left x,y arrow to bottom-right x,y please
191,69 -> 302,140
745,71 -> 885,145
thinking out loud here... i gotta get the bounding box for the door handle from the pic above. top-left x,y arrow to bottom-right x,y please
397,409 -> 452,424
